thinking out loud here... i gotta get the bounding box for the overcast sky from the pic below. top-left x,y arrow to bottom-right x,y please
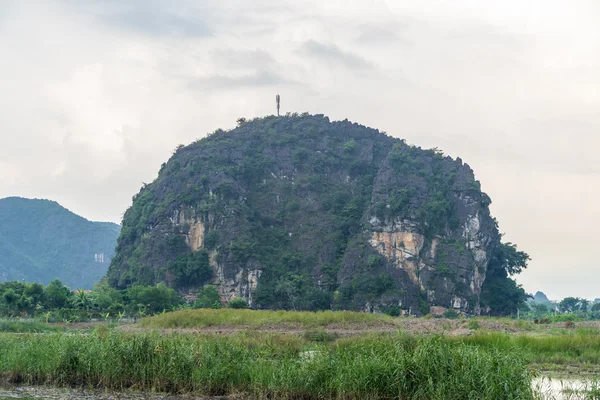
1,0 -> 599,300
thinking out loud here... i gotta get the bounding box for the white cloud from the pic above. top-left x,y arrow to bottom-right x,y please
0,0 -> 599,298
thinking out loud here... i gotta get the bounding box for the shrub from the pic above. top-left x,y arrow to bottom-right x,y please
203,231 -> 219,250
302,328 -> 339,343
551,314 -> 583,323
444,309 -> 460,319
227,297 -> 249,309
343,140 -> 356,153
193,286 -> 221,309
382,306 -> 401,317
467,319 -> 480,330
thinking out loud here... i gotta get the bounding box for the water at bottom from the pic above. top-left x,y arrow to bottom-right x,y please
0,386 -> 232,400
2,379 -> 599,400
533,376 -> 600,400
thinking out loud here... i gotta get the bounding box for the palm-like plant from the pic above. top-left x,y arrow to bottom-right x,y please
72,289 -> 92,311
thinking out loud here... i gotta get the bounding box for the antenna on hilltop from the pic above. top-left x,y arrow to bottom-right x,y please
276,93 -> 281,116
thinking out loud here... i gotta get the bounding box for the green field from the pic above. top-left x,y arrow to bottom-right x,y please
458,330 -> 600,371
0,319 -> 65,333
138,308 -> 397,329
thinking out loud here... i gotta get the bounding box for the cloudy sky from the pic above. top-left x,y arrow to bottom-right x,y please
1,0 -> 599,299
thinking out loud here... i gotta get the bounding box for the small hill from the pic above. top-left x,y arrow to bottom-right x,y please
532,291 -> 551,304
527,291 -> 555,308
0,197 -> 120,289
107,114 -> 527,315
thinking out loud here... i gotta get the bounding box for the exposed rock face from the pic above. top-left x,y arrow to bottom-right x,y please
169,208 -> 260,304
214,264 -> 262,305
107,114 -> 501,314
367,196 -> 497,314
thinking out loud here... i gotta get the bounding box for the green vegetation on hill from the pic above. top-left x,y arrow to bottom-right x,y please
108,114 -> 529,315
0,197 -> 120,289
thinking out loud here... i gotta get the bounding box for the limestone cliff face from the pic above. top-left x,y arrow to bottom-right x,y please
369,220 -> 427,291
367,195 -> 497,314
107,114 -> 501,314
168,208 -> 261,305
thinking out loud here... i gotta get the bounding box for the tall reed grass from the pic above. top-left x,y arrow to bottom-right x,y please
0,332 -> 533,399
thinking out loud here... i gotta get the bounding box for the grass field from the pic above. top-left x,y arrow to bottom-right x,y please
137,308 -> 397,329
138,310 -> 600,373
458,330 -> 600,370
0,331 -> 534,399
0,319 -> 65,333
3,309 -> 600,398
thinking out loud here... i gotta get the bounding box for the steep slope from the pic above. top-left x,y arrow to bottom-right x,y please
0,197 -> 120,289
108,114 -> 506,314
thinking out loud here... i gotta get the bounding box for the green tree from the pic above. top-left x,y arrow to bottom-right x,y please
481,277 -> 529,316
531,303 -> 549,317
169,251 -> 213,289
44,279 -> 71,309
559,297 -> 582,313
24,283 -> 45,307
127,284 -> 183,314
480,243 -> 530,316
2,289 -> 18,309
498,242 -> 531,275
89,280 -> 124,311
71,289 -> 92,310
193,286 -> 221,309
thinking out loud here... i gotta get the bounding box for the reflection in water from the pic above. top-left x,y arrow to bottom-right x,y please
0,386 -> 231,400
2,379 -> 599,400
533,376 -> 600,400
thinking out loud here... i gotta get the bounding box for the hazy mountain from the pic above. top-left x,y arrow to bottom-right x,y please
0,197 -> 120,289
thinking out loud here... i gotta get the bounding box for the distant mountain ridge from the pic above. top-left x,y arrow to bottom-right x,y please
0,197 -> 120,289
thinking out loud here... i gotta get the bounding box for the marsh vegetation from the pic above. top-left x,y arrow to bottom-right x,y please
0,331 -> 534,399
2,309 -> 600,399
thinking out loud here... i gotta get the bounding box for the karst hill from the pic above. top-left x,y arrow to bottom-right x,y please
107,114 -> 528,315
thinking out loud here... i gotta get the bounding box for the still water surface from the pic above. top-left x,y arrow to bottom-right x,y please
1,378 -> 598,400
0,386 -> 231,400
533,376 -> 599,400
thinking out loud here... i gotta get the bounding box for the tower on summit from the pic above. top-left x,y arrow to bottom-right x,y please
276,94 -> 281,116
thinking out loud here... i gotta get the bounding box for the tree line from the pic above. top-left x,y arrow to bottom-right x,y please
0,280 -> 248,321
525,297 -> 600,321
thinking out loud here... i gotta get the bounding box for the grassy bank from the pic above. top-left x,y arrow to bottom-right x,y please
458,330 -> 600,370
138,308 -> 397,329
0,319 -> 65,333
0,331 -> 533,399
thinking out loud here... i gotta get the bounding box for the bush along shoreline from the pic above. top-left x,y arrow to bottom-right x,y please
0,331 -> 534,399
